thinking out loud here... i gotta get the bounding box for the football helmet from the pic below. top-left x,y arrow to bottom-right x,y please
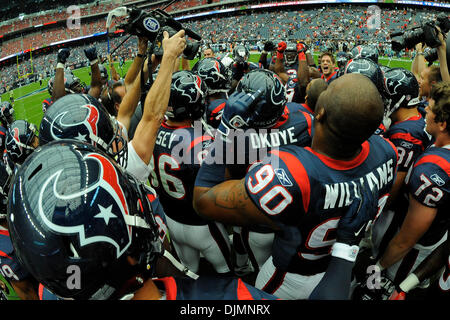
7,140 -> 162,300
336,52 -> 351,77
344,58 -> 386,98
0,101 -> 15,126
284,42 -> 298,66
47,72 -> 85,96
218,69 -> 286,136
192,57 -> 232,95
38,94 -> 128,168
233,45 -> 249,64
167,70 -> 207,121
350,45 -> 379,64
383,67 -> 420,117
5,120 -> 38,165
0,160 -> 12,219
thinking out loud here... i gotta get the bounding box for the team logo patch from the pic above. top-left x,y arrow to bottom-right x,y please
275,168 -> 293,187
400,141 -> 413,149
430,174 -> 445,187
37,153 -> 132,259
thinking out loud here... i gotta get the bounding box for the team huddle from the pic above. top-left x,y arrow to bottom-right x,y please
0,19 -> 449,301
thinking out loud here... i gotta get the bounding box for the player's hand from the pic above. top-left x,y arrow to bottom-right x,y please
162,30 -> 186,59
138,36 -> 149,55
336,183 -> 378,245
277,41 -> 287,53
84,47 -> 98,62
264,41 -> 275,52
389,289 -> 406,300
57,48 -> 70,64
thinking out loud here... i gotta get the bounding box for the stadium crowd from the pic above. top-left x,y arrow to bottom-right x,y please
0,0 -> 449,303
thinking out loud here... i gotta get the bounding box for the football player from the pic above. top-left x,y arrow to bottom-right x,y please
389,225 -> 449,300
5,120 -> 39,168
230,45 -> 260,92
194,69 -> 315,277
376,81 -> 449,291
370,68 -> 433,260
149,70 -> 233,276
192,57 -> 232,130
194,73 -> 398,299
43,72 -> 85,114
7,140 -> 278,300
0,160 -> 38,300
38,30 -> 202,279
274,41 -> 310,103
0,102 -> 15,152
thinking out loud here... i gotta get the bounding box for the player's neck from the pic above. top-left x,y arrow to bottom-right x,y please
391,107 -> 419,123
433,132 -> 450,148
312,127 -> 362,161
166,118 -> 192,128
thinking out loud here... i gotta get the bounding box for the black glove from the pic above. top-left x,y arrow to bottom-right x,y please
57,48 -> 70,64
264,41 -> 275,52
336,183 -> 378,245
84,47 -> 98,63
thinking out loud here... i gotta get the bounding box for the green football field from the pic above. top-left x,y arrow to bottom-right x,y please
1,53 -> 414,130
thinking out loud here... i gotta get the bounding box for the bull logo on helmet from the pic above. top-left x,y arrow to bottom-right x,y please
38,153 -> 132,258
50,104 -> 99,143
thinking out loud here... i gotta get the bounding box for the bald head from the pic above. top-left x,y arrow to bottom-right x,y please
316,73 -> 384,146
306,78 -> 328,112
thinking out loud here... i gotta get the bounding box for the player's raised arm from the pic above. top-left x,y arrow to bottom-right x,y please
131,30 -> 186,165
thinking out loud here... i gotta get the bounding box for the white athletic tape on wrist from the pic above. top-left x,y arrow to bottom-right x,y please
90,59 -> 99,66
399,273 -> 420,293
331,242 -> 359,262
56,63 -> 65,69
375,260 -> 385,272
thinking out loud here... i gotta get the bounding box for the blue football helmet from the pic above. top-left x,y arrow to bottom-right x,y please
350,45 -> 379,64
344,58 -> 386,98
39,94 -> 128,168
218,69 -> 286,137
7,140 -> 162,300
0,101 -> 15,126
0,160 -> 12,219
383,67 -> 420,117
167,70 -> 207,121
5,119 -> 38,165
192,57 -> 232,95
47,72 -> 85,96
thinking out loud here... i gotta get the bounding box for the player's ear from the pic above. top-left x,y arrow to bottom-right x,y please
314,103 -> 326,123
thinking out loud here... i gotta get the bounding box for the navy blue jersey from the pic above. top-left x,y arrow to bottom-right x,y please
297,103 -> 314,116
385,114 -> 432,173
205,98 -> 227,129
154,276 -> 279,300
0,228 -> 29,299
244,135 -> 398,275
150,121 -> 213,225
285,62 -> 299,90
40,276 -> 279,300
0,125 -> 7,152
405,146 -> 450,246
195,102 -> 314,189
